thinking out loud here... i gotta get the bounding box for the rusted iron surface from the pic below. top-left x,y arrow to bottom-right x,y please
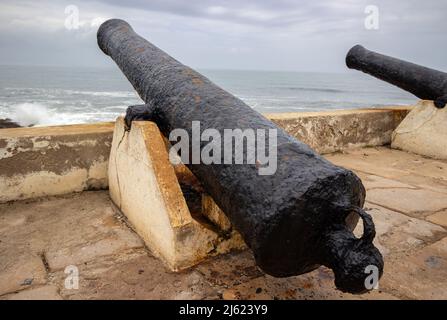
347,45 -> 447,108
97,19 -> 383,293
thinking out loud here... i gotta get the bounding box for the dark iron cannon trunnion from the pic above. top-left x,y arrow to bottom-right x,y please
97,19 -> 383,294
346,45 -> 447,108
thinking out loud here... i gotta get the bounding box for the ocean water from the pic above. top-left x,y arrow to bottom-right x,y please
0,65 -> 417,127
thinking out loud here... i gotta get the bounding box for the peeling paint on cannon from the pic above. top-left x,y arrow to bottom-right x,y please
346,45 -> 447,108
97,19 -> 383,294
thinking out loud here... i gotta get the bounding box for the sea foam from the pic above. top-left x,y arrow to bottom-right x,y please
9,103 -> 52,127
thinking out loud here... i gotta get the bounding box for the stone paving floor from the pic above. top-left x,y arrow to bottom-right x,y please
0,146 -> 446,300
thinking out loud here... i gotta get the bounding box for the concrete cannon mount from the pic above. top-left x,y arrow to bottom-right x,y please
392,100 -> 447,160
1,105 -> 447,299
108,117 -> 246,271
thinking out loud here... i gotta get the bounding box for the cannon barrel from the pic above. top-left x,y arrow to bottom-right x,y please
346,45 -> 447,108
98,19 -> 383,293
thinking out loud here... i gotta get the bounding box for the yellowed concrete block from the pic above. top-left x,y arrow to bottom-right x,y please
108,117 -> 245,271
392,100 -> 447,160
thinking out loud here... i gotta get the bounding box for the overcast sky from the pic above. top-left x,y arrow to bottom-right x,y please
0,0 -> 445,72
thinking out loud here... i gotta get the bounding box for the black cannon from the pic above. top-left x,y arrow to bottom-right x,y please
98,19 -> 383,294
346,45 -> 447,108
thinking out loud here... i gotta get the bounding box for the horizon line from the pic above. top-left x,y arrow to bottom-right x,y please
0,63 -> 351,75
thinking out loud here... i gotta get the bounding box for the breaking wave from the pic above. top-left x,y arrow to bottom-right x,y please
4,102 -> 128,127
8,103 -> 53,127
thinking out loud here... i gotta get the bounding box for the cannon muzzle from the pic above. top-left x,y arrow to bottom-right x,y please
346,45 -> 447,108
98,19 -> 383,294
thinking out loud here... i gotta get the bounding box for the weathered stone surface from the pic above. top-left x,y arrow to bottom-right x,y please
356,173 -> 417,190
380,237 -> 447,299
196,250 -> 263,289
366,188 -> 447,217
326,148 -> 411,178
220,267 -> 398,300
0,251 -> 47,296
392,100 -> 447,160
108,118 -> 245,272
1,146 -> 447,300
267,107 -> 410,154
1,285 -> 62,300
426,210 -> 447,228
326,147 -> 447,194
198,248 -> 396,300
356,203 -> 446,256
0,122 -> 113,203
335,146 -> 446,192
0,192 -> 144,274
53,249 -> 218,300
393,175 -> 447,195
45,228 -> 143,271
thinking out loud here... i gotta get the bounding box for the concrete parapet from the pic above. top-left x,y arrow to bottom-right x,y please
267,107 -> 411,154
0,123 -> 114,203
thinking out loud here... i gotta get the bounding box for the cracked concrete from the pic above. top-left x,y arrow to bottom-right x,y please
0,146 -> 446,299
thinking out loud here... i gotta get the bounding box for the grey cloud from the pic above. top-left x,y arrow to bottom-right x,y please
0,0 -> 446,72
80,0 -> 446,31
